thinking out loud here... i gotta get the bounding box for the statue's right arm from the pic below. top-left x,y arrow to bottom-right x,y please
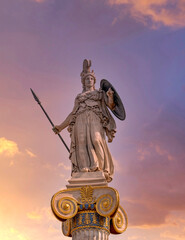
53,113 -> 72,134
52,97 -> 79,134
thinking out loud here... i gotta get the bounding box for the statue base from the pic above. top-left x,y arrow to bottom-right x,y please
67,171 -> 108,188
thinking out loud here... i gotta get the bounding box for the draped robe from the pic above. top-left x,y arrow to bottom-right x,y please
67,89 -> 116,182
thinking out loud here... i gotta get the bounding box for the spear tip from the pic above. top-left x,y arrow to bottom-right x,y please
30,88 -> 41,104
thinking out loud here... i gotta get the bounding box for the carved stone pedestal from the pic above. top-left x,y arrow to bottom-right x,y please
66,172 -> 108,188
51,173 -> 127,240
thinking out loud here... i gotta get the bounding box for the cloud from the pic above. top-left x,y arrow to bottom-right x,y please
0,137 -> 20,157
25,149 -> 36,158
119,102 -> 185,227
161,230 -> 185,240
58,162 -> 71,170
137,143 -> 175,162
0,228 -> 29,240
10,228 -> 29,240
165,213 -> 185,226
0,138 -> 37,167
0,138 -> 37,158
27,207 -> 53,222
108,0 -> 185,29
27,211 -> 42,221
125,144 -> 185,226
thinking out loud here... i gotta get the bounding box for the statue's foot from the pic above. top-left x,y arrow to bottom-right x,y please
104,171 -> 112,183
81,167 -> 89,172
90,166 -> 100,172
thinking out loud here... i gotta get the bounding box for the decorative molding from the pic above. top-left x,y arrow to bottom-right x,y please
71,211 -> 110,234
79,186 -> 96,204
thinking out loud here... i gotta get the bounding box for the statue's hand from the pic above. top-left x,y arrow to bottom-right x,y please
106,88 -> 115,110
106,87 -> 114,97
52,125 -> 61,134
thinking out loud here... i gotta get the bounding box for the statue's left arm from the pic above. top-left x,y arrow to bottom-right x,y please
104,88 -> 115,110
101,89 -> 116,142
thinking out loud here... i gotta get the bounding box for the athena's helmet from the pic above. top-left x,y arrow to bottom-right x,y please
80,59 -> 96,84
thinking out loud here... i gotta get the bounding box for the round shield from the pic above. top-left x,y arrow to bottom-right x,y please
100,79 -> 126,121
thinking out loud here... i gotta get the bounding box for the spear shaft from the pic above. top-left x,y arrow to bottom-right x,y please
30,88 -> 70,153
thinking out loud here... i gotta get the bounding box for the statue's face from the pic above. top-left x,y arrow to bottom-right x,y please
84,75 -> 95,88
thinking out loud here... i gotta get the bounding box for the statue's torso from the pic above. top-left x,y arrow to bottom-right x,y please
75,90 -> 102,114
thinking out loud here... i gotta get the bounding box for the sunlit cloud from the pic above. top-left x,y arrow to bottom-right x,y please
10,228 -> 29,240
0,228 -> 29,240
137,148 -> 150,161
25,149 -> 36,158
108,0 -> 185,29
160,230 -> 185,240
165,213 -> 185,226
27,207 -> 53,222
0,137 -> 20,157
27,211 -> 42,221
137,142 -> 175,161
0,138 -> 36,158
128,212 -> 185,231
151,143 -> 175,161
132,223 -> 164,229
58,162 -> 71,170
0,138 -> 37,167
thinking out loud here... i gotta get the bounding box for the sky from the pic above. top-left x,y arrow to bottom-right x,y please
0,0 -> 185,239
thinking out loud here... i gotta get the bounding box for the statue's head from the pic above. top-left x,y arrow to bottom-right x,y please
81,59 -> 96,91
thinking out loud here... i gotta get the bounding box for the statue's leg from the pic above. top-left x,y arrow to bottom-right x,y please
75,113 -> 90,171
89,112 -> 105,171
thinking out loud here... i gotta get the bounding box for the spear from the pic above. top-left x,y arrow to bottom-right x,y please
30,88 -> 70,153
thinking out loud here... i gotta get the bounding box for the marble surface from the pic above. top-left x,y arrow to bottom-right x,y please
67,171 -> 108,188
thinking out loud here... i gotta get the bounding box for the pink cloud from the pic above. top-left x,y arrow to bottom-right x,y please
108,0 -> 185,28
138,143 -> 175,162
